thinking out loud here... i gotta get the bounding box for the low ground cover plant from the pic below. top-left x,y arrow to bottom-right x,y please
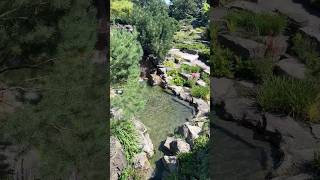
210,44 -> 234,77
292,33 -> 320,78
111,120 -> 141,161
181,64 -> 201,73
191,85 -> 210,100
257,76 -> 319,120
224,10 -> 287,36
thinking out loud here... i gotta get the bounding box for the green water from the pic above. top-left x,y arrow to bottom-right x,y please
137,86 -> 194,164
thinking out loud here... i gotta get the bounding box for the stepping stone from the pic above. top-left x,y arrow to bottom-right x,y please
196,79 -> 206,87
275,58 -> 306,79
218,34 -> 266,59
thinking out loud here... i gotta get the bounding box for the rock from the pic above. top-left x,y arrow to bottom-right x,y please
193,98 -> 209,117
311,124 -> 320,139
132,152 -> 150,169
170,139 -> 191,154
133,119 -> 154,158
211,78 -> 238,105
218,34 -> 267,59
132,152 -> 153,179
162,156 -> 178,173
271,173 -> 313,180
196,79 -> 206,87
163,136 -> 175,152
192,59 -> 210,73
149,73 -> 163,86
110,136 -> 127,180
275,58 -> 306,79
299,26 -> 320,49
168,85 -> 184,96
180,72 -> 192,79
222,97 -> 262,125
276,10 -> 309,28
179,91 -> 193,102
168,48 -> 199,62
227,1 -> 274,13
110,108 -> 124,120
23,91 -> 42,105
159,67 -> 167,74
179,122 -> 202,143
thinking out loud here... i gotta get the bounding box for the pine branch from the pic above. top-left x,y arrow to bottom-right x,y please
0,58 -> 56,74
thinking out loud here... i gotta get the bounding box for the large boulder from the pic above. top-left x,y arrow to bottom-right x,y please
179,122 -> 202,144
211,78 -> 238,105
110,136 -> 127,180
170,139 -> 191,154
193,98 -> 210,117
162,156 -> 178,173
218,34 -> 267,59
311,124 -> 320,139
168,48 -> 199,62
299,27 -> 320,50
271,173 -> 313,180
226,1 -> 274,13
163,136 -> 175,152
133,120 -> 154,158
132,152 -> 153,179
275,58 -> 306,80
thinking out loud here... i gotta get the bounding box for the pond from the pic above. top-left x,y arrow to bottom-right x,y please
137,85 -> 194,178
211,116 -> 278,180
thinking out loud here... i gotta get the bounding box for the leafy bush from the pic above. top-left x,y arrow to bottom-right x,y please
292,33 -> 320,78
111,120 -> 141,161
234,58 -> 274,81
163,59 -> 176,68
111,0 -> 133,22
225,10 -> 287,36
130,1 -> 178,59
172,75 -> 186,86
191,86 -> 209,100
184,79 -> 197,88
167,69 -> 181,77
111,28 -> 143,84
257,76 -> 319,119
193,135 -> 209,151
181,64 -> 201,73
201,72 -> 210,84
169,0 -> 197,20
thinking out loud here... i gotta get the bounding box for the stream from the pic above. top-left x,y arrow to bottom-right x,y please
137,85 -> 194,179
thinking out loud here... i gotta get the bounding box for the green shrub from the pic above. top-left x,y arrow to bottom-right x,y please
111,120 -> 141,161
111,28 -> 143,84
181,64 -> 201,73
167,69 -> 180,77
191,85 -> 209,100
163,59 -> 176,68
210,44 -> 234,77
111,0 -> 133,22
292,33 -> 320,78
130,1 -> 178,59
225,10 -> 287,36
257,76 -> 319,119
172,75 -> 186,86
201,72 -> 210,84
234,58 -> 274,81
193,135 -> 209,151
184,79 -> 197,88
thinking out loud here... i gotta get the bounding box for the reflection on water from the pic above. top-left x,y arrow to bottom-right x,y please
211,117 -> 278,180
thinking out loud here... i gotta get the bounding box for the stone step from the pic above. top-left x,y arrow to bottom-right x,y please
275,58 -> 306,80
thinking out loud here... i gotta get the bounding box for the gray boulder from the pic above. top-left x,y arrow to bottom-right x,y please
193,98 -> 210,117
23,91 -> 42,105
170,139 -> 191,154
179,122 -> 202,144
211,77 -> 238,105
275,58 -> 306,79
163,136 -> 175,152
218,34 -> 267,59
110,136 -> 127,180
311,124 -> 320,139
162,156 -> 178,173
133,119 -> 154,158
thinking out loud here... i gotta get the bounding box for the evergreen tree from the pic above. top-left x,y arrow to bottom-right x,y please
130,0 -> 178,60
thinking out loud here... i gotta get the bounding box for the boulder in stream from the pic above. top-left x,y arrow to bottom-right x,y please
171,139 -> 191,154
162,156 -> 178,173
132,152 -> 153,179
179,122 -> 202,144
